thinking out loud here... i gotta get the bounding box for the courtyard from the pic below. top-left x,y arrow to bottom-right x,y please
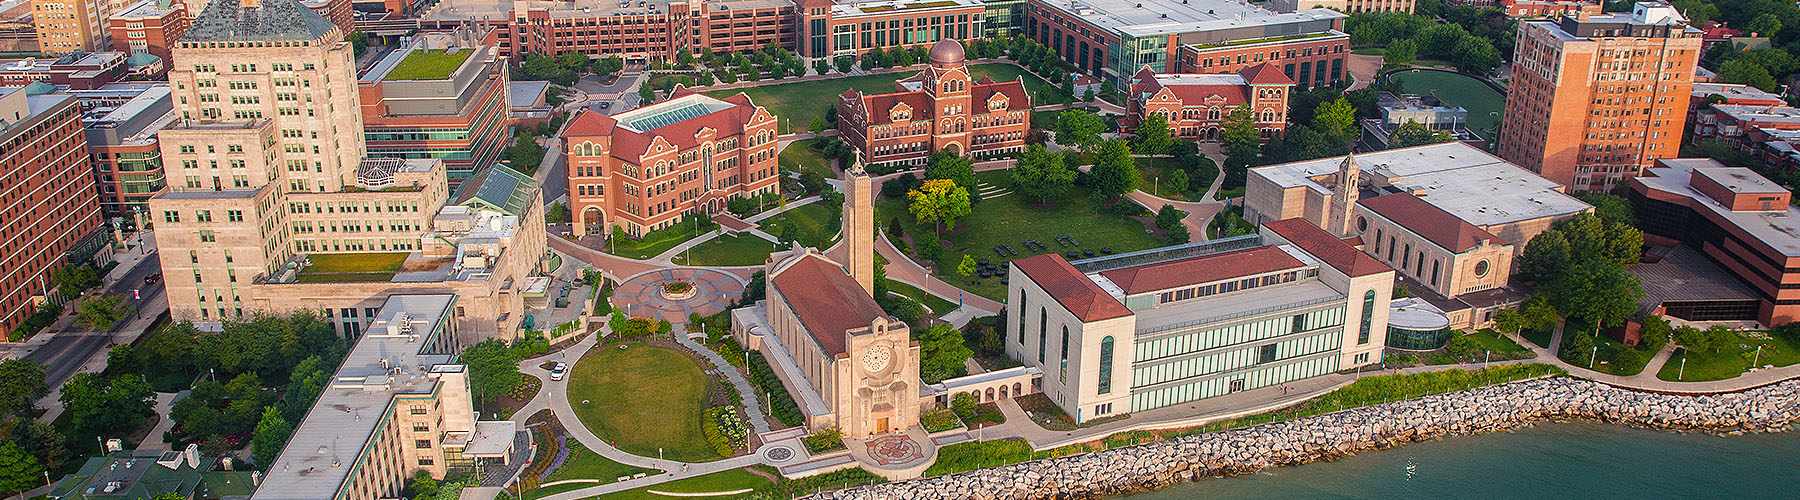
566,342 -> 722,463
674,233 -> 782,267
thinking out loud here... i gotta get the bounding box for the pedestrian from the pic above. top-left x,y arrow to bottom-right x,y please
682,463 -> 689,473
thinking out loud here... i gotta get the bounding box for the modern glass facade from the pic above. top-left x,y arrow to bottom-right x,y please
1128,305 -> 1346,412
1385,324 -> 1450,351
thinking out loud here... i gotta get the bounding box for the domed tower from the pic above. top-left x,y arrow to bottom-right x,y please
929,39 -> 965,69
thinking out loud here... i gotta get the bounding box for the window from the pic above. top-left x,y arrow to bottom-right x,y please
1474,260 -> 1491,277
413,422 -> 429,432
1058,326 -> 1069,382
162,210 -> 179,223
415,439 -> 432,449
418,457 -> 434,466
1037,308 -> 1047,363
1358,290 -> 1376,344
1097,336 -> 1114,394
410,405 -> 428,415
1257,344 -> 1277,364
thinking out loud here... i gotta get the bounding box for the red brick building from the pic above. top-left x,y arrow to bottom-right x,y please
0,89 -> 103,334
792,0 -> 987,60
837,40 -> 1030,167
1123,63 -> 1293,142
1498,0 -> 1601,18
358,29 -> 512,185
563,89 -> 781,237
108,0 -> 187,71
302,0 -> 355,35
0,51 -> 128,89
508,0 -> 795,61
1173,31 -> 1350,89
1632,159 -> 1800,326
1024,0 -> 1345,88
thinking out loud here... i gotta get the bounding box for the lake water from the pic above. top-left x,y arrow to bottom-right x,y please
1124,422 -> 1800,499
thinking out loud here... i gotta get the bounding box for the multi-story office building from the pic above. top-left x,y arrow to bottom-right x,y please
838,39 -> 1029,167
1631,159 -> 1800,326
1497,2 -> 1702,193
0,50 -> 128,88
562,87 -> 781,237
30,0 -> 123,53
358,27 -> 511,185
253,294 -> 520,500
1498,0 -> 1601,18
0,86 -> 104,334
792,0 -> 987,60
148,0 -> 545,340
107,0 -> 186,69
1023,0 -> 1346,87
1244,143 -> 1591,328
1005,219 -> 1392,423
300,0 -> 354,34
1122,63 -> 1292,142
1269,0 -> 1414,14
80,83 -> 173,216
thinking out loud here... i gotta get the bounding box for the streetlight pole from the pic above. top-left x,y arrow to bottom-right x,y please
1754,344 -> 1764,369
1679,357 -> 1687,381
1589,345 -> 1597,369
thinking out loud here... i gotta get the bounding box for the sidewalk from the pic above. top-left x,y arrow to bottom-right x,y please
35,292 -> 168,424
1502,330 -> 1800,393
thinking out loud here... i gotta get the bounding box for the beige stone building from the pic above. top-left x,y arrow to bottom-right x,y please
148,0 -> 545,342
31,0 -> 127,53
731,164 -> 922,437
252,294 -> 520,500
1005,219 -> 1393,423
1244,143 -> 1591,328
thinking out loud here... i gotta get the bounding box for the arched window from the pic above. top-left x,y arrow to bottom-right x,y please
1017,290 -> 1027,344
1059,325 -> 1070,383
1358,290 -> 1376,345
1097,336 -> 1114,394
1038,307 -> 1047,363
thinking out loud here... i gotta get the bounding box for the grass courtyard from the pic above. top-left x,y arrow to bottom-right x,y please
1657,331 -> 1800,382
675,233 -> 780,267
1385,69 -> 1504,138
779,137 -> 837,179
295,252 -> 409,283
524,443 -> 661,500
879,170 -> 1166,300
703,63 -> 1052,134
386,49 -> 473,80
567,342 -> 721,463
607,217 -> 712,259
758,202 -> 838,248
594,468 -> 773,500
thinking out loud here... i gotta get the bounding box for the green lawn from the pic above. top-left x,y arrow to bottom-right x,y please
1465,328 -> 1533,357
387,49 -> 472,80
885,279 -> 958,314
1657,332 -> 1800,382
567,342 -> 720,462
1386,69 -> 1503,138
704,63 -> 1051,134
296,252 -> 409,283
1133,157 -> 1202,201
675,233 -> 780,267
524,443 -> 661,500
608,218 -> 711,259
1351,46 -> 1386,55
1559,322 -> 1652,377
779,138 -> 836,180
593,468 -> 773,500
879,170 -> 1166,300
758,202 -> 838,248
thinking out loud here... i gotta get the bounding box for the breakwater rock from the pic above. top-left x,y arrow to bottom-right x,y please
816,377 -> 1800,500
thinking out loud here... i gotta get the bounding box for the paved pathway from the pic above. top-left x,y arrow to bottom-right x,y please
134,392 -> 183,451
1502,330 -> 1800,393
1124,191 -> 1224,242
874,234 -> 1003,314
671,325 -> 772,434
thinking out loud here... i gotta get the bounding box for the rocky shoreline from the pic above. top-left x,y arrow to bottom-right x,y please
814,376 -> 1800,500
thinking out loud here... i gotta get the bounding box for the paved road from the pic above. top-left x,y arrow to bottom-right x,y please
26,249 -> 164,390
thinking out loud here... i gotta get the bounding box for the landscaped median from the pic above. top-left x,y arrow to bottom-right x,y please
822,365 -> 1800,499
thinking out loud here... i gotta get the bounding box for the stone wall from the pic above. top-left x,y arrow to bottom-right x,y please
815,377 -> 1800,500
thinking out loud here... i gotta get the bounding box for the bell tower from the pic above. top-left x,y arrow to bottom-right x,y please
1327,153 -> 1361,236
844,153 -> 874,295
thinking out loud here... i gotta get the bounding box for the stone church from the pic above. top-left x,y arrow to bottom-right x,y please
731,161 -> 921,437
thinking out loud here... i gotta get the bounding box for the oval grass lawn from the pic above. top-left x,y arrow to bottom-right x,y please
568,342 -> 720,462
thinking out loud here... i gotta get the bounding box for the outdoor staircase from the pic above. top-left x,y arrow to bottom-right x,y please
977,182 -> 1011,199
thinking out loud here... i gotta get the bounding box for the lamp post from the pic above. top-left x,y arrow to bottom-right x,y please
1679,357 -> 1687,381
1589,345 -> 1597,368
1754,344 -> 1765,369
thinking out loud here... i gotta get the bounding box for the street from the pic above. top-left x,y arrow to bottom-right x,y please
24,248 -> 164,391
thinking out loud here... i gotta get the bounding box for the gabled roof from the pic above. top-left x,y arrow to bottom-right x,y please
770,253 -> 890,356
1011,254 -> 1131,322
182,0 -> 338,42
858,90 -> 932,125
1239,62 -> 1295,86
563,108 -> 616,137
1357,193 -> 1505,253
971,80 -> 1028,114
1098,246 -> 1304,294
600,93 -> 767,160
453,164 -> 537,216
1263,218 -> 1392,277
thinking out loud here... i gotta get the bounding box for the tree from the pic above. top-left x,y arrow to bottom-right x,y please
1010,145 -> 1075,205
1312,97 -> 1357,141
1719,59 -> 1778,91
638,82 -> 657,103
1166,168 -> 1189,194
59,373 -> 154,437
906,179 -> 972,233
77,293 -> 131,328
957,255 -> 977,280
0,359 -> 45,418
346,32 -> 369,57
1453,36 -> 1502,75
557,51 -> 589,73
917,324 -> 974,384
462,339 -> 521,404
1603,220 -> 1644,265
9,419 -> 66,473
1517,230 -> 1572,284
924,150 -> 977,195
1054,109 -> 1105,152
1550,260 -> 1643,335
835,56 -> 853,74
510,131 -> 544,173
51,264 -> 99,298
1674,325 -> 1732,354
593,55 -> 624,78
676,49 -> 694,66
1155,204 -> 1184,230
405,471 -> 441,500
950,392 -> 978,418
251,406 -> 292,467
1134,113 -> 1173,154
1384,39 -> 1417,66
1390,119 -> 1453,148
1088,139 -> 1139,200
0,442 -> 40,497
809,116 -> 825,134
1220,106 -> 1261,186
1748,12 -> 1783,35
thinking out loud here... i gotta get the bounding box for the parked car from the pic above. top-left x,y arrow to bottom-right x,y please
549,363 -> 568,381
143,273 -> 162,285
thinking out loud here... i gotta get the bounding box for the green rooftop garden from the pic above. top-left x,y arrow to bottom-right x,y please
387,49 -> 473,81
295,252 -> 410,283
1191,32 -> 1337,50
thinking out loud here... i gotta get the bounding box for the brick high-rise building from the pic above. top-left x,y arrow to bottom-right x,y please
31,0 -> 125,53
358,27 -> 511,185
1497,2 -> 1702,193
0,87 -> 104,334
108,0 -> 188,69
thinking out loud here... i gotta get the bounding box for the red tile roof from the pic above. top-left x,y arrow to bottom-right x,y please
846,75 -> 1028,125
1098,246 -> 1305,295
563,108 -> 616,137
591,93 -> 770,161
1239,62 -> 1295,86
1356,193 -> 1506,252
1011,254 -> 1131,322
1263,218 -> 1393,278
770,253 -> 889,357
972,80 -> 1028,114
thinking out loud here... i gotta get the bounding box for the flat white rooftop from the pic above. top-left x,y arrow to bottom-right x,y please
1638,160 -> 1800,257
1033,0 -> 1344,37
1252,142 -> 1591,227
1150,73 -> 1247,86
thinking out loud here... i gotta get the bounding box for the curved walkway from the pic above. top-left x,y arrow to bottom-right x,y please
1503,330 -> 1800,394
874,232 -> 1003,314
1124,191 -> 1224,242
671,324 -> 773,434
